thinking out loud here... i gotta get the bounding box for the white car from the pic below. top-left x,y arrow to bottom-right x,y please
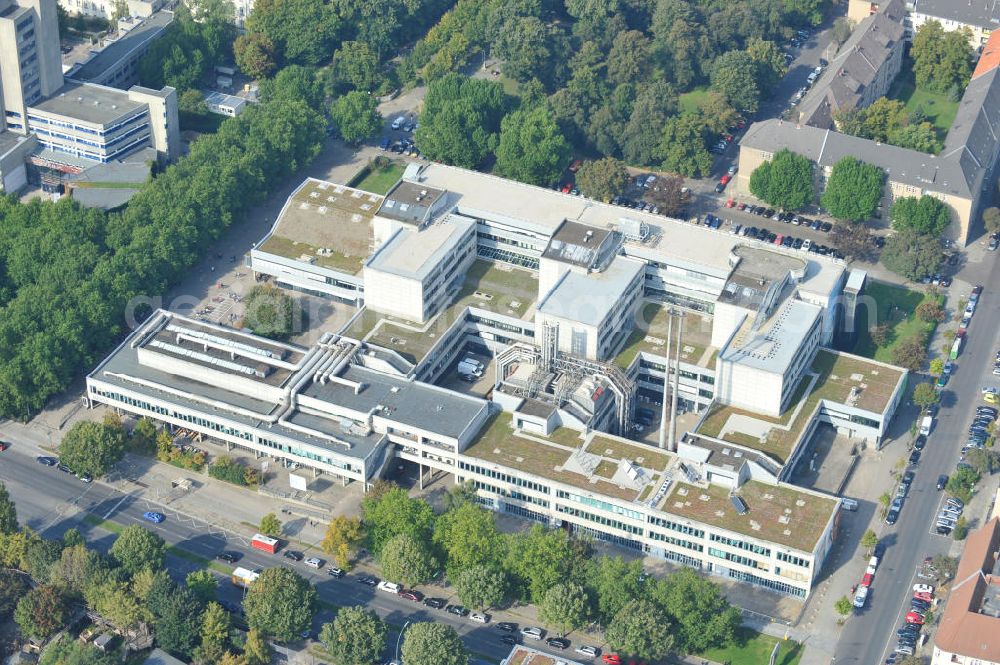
470,613 -> 490,624
983,386 -> 999,395
913,583 -> 935,594
305,557 -> 323,569
575,646 -> 599,657
377,581 -> 401,594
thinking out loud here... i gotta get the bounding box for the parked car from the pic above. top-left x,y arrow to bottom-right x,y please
501,635 -> 518,646
497,622 -> 517,632
937,474 -> 948,490
217,551 -> 241,563
283,550 -> 304,562
424,597 -> 446,609
357,576 -> 379,586
520,627 -> 544,640
305,557 -> 322,568
446,604 -> 469,617
576,645 -> 600,658
601,655 -> 622,665
913,584 -> 935,595
471,613 -> 491,624
546,638 -> 570,650
327,567 -> 344,578
399,590 -> 423,602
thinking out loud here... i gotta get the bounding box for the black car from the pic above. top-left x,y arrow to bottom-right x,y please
497,622 -> 517,632
546,638 -> 570,650
57,463 -> 72,473
911,600 -> 931,611
908,450 -> 921,465
501,635 -> 518,646
885,509 -> 900,526
936,525 -> 952,535
874,541 -> 886,558
446,605 -> 469,617
283,550 -> 304,562
937,474 -> 949,490
36,456 -> 57,466
424,597 -> 446,609
913,436 -> 926,451
897,626 -> 920,636
357,575 -> 379,586
216,551 -> 241,563
820,222 -> 833,232
903,470 -> 915,484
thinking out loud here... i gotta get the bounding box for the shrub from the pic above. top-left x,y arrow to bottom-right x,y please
209,456 -> 255,486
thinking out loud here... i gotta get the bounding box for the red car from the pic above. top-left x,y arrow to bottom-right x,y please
725,198 -> 736,208
861,573 -> 873,587
400,590 -> 423,602
561,183 -> 572,193
602,655 -> 622,665
0,441 -> 8,451
774,234 -> 784,245
914,591 -> 933,602
905,611 -> 925,625
720,174 -> 732,185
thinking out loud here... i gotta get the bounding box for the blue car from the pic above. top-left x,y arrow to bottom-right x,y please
143,511 -> 165,524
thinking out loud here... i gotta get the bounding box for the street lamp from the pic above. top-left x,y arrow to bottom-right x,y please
395,620 -> 411,663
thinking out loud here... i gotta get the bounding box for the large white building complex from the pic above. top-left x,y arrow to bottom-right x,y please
88,163 -> 909,600
0,0 -> 177,195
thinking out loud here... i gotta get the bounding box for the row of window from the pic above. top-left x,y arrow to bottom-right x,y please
647,515 -> 705,538
709,547 -> 763,570
556,503 -> 643,535
556,490 -> 644,521
710,533 -> 771,556
728,569 -> 806,598
648,530 -> 704,552
776,551 -> 810,568
458,461 -> 550,493
510,489 -> 548,507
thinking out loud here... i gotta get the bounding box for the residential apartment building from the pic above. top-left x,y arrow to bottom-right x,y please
737,39 -> 1000,247
0,0 -> 64,123
58,0 -> 163,20
849,0 -> 1000,48
797,0 -> 906,128
932,518 -> 1000,665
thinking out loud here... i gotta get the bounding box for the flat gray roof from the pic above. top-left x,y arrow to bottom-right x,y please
913,0 -> 1000,30
300,364 -> 488,440
542,220 -> 614,269
722,299 -> 822,374
30,82 -> 145,127
69,11 -> 174,83
378,180 -> 445,224
0,129 -> 29,156
538,256 -> 645,327
365,215 -> 473,281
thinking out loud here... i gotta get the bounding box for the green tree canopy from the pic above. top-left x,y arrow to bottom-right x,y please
890,195 -> 952,236
538,582 -> 590,636
911,20 -> 974,94
415,74 -> 507,169
504,524 -> 587,604
320,606 -> 387,665
0,570 -> 30,620
49,544 -> 105,597
650,568 -> 740,653
657,114 -> 712,178
0,481 -> 18,535
15,585 -> 68,640
241,285 -> 302,340
59,420 -> 126,477
152,586 -> 203,659
378,533 -> 438,587
710,50 -> 761,113
575,157 -> 629,202
245,0 -> 340,65
947,466 -> 979,503
452,564 -> 509,611
234,33 -> 277,80
432,502 -> 504,576
401,622 -> 468,665
361,487 -> 436,556
330,91 -> 383,144
259,65 -> 326,109
821,157 -> 884,222
495,104 -> 572,187
110,524 -> 165,577
749,148 -> 813,210
881,228 -> 943,280
197,602 -> 231,665
912,383 -> 940,410
186,569 -> 218,605
243,567 -> 317,641
321,515 -> 364,569
584,556 -> 644,626
331,41 -> 383,93
39,639 -> 118,665
605,599 -> 674,660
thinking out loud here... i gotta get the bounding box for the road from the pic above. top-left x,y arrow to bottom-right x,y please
0,445 -> 594,665
833,257 -> 1000,664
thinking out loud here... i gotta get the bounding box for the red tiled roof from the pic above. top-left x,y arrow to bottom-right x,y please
935,518 -> 1000,659
974,32 -> 1000,79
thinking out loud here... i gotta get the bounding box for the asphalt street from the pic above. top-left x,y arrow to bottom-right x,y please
0,446 -> 593,665
833,257 -> 1000,664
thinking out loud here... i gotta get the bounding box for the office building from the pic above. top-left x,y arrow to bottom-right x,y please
849,0 -> 1000,48
932,518 -> 1000,665
67,11 -> 174,89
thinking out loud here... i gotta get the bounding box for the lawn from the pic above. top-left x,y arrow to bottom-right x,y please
888,65 -> 958,140
852,280 -> 939,362
352,160 -> 404,195
679,86 -> 711,114
698,629 -> 804,665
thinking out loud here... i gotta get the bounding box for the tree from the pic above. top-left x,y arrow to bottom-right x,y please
59,420 -> 126,477
881,229 -> 944,281
912,382 -> 940,411
39,639 -> 118,665
242,286 -> 301,341
710,50 -> 761,113
539,583 -> 590,636
622,81 -> 678,165
585,556 -> 643,627
891,196 -> 952,236
830,222 -> 873,261
889,123 -> 942,154
49,544 -> 103,596
245,0 -> 340,66
657,114 -> 712,178
911,21 -> 973,94
832,17 -> 854,45
234,33 -> 277,80
320,606 -> 387,665
0,482 -> 18,535
504,524 -> 587,604
243,567 -> 317,641
650,568 -> 740,653
197,602 -> 231,664
946,466 -> 980,503
453,564 -> 509,611
244,628 -> 270,665
954,516 -> 970,540
878,492 -> 891,515
965,448 -> 1000,476
695,91 -> 738,135
821,157 -> 884,222
0,570 -> 30,620
575,157 -> 629,202
259,65 -> 325,109
891,333 -> 928,372
331,41 -> 382,93
186,569 -> 218,604
929,358 -> 945,375
15,586 -> 67,640
931,554 -> 958,581
917,299 -> 945,323
415,74 -> 507,169
984,206 -> 1000,235
110,524 -> 165,576
495,105 -> 572,187
646,175 -> 688,217
179,89 -> 209,116
870,324 -> 890,348
153,586 -> 202,659
746,38 -> 787,91
860,529 -> 879,552
258,512 -> 281,537
401,622 -> 467,665
330,91 -> 382,144
605,599 -> 674,661
834,596 -> 853,617
748,149 -> 813,211
378,533 -> 438,587
433,502 -> 504,576
321,516 -> 364,569
23,537 -> 64,582
361,487 -> 436,556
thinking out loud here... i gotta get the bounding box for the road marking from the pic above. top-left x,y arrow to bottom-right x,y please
103,492 -> 133,520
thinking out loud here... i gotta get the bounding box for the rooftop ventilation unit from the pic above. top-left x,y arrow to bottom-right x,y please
731,495 -> 749,515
